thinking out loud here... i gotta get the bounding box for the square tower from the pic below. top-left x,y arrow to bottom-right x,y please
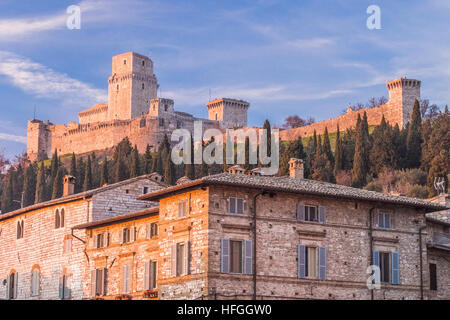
207,98 -> 250,129
107,52 -> 159,121
386,78 -> 421,128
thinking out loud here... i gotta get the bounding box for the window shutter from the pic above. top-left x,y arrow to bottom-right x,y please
6,275 -> 9,299
13,273 -> 18,299
64,276 -> 71,299
150,262 -> 156,290
106,233 -> 110,247
392,252 -> 400,285
171,244 -> 177,277
318,247 -> 327,280
120,229 -> 124,245
131,227 -> 137,242
61,210 -> 65,228
185,241 -> 191,275
103,269 -> 108,296
221,238 -> 230,273
237,198 -> 244,214
318,206 -> 326,224
97,269 -> 103,296
93,234 -> 98,249
121,265 -> 127,294
377,213 -> 382,228
91,270 -> 96,297
59,276 -> 64,299
230,198 -> 236,214
372,251 -> 380,267
298,244 -> 306,278
385,214 -> 391,229
146,224 -> 150,239
33,270 -> 39,296
244,240 -> 253,275
144,261 -> 150,290
226,198 -> 230,213
297,204 -> 305,221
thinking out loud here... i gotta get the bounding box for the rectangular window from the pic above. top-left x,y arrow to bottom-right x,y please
430,263 -> 437,291
298,245 -> 326,280
305,247 -> 318,278
377,212 -> 392,230
122,265 -> 130,294
59,275 -> 71,299
143,187 -> 149,194
145,261 -> 158,290
178,201 -> 187,218
122,228 -> 130,244
64,238 -> 72,253
379,252 -> 391,283
176,243 -> 186,276
150,223 -> 158,238
96,234 -> 104,248
7,273 -> 17,299
305,206 -> 318,222
31,270 -> 40,296
91,269 -> 108,297
230,240 -> 243,273
227,197 -> 245,215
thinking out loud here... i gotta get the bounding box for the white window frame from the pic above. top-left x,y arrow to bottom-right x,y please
227,197 -> 245,215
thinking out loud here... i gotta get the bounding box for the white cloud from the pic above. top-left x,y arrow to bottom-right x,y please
0,51 -> 107,108
0,133 -> 27,144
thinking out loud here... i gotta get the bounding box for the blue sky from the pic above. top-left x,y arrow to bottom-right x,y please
0,0 -> 449,159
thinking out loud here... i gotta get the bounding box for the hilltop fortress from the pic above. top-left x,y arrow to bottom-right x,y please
27,52 -> 420,162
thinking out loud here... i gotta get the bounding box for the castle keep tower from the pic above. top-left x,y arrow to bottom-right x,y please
386,78 -> 421,128
207,98 -> 250,129
107,52 -> 159,121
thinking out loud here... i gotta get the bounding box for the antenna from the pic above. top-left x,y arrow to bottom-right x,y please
33,105 -> 36,119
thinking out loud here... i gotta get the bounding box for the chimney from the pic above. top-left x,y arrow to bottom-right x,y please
289,158 -> 304,179
228,165 -> 246,175
63,175 -> 76,197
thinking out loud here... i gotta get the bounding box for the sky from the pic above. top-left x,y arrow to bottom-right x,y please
0,0 -> 449,160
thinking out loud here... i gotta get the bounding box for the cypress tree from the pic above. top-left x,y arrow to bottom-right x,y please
334,125 -> 343,177
100,157 -> 109,187
369,116 -> 396,176
323,127 -> 334,167
1,172 -> 13,213
52,167 -> 65,199
164,152 -> 175,185
262,120 -> 272,159
35,162 -> 46,204
352,114 -> 370,188
83,156 -> 93,191
76,157 -> 85,193
143,145 -> 152,174
280,137 -> 305,176
23,164 -> 37,207
90,152 -> 99,189
427,150 -> 448,197
312,136 -> 335,182
70,153 -> 77,177
223,144 -> 229,173
130,146 -> 140,178
406,100 -> 422,168
48,149 -> 59,198
185,135 -> 195,179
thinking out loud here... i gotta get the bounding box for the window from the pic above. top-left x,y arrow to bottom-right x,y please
31,269 -> 40,296
121,265 -> 130,294
55,209 -> 60,228
377,212 -> 391,230
145,261 -> 157,290
221,239 -> 252,275
227,197 -> 245,215
142,83 -> 145,90
147,223 -> 158,239
430,263 -> 437,291
59,275 -> 71,299
142,60 -> 145,66
7,272 -> 18,299
178,201 -> 187,218
64,237 -> 72,253
171,241 -> 190,277
164,104 -> 168,111
122,228 -> 131,244
297,204 -> 326,224
117,84 -> 119,90
91,268 -> 108,297
373,251 -> 399,285
159,118 -> 165,127
123,59 -> 126,65
60,209 -> 65,228
298,245 -> 326,280
95,233 -> 104,249
17,220 -> 24,239
143,187 -> 149,194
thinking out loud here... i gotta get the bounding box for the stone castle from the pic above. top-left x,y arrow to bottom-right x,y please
26,52 -> 420,162
27,52 -> 250,162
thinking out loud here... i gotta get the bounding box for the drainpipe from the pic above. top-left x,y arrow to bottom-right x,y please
252,190 -> 265,300
369,206 -> 376,301
419,225 -> 426,300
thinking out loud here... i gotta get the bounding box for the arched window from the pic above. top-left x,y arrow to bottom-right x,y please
55,209 -> 60,229
7,270 -> 18,299
60,209 -> 65,228
31,266 -> 40,296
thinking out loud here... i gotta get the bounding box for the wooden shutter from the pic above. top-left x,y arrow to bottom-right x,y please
385,214 -> 391,229
244,240 -> 253,275
226,198 -> 230,213
13,273 -> 18,299
318,206 -> 326,224
318,247 -> 327,280
221,238 -> 230,273
32,270 -> 39,296
377,213 -> 383,228
298,244 -> 306,278
131,227 -> 137,242
184,241 -> 191,275
144,261 -> 150,290
150,262 -> 156,290
120,229 -> 124,245
5,275 -> 9,299
106,233 -> 110,247
146,224 -> 150,239
372,251 -> 380,267
91,270 -> 96,297
237,198 -> 244,214
392,252 -> 400,285
122,265 -> 128,294
59,276 -> 64,299
297,204 -> 305,221
171,244 -> 177,277
93,234 -> 98,249
102,269 -> 108,296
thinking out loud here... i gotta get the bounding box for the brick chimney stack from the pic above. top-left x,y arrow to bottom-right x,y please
63,175 -> 76,197
289,158 -> 304,179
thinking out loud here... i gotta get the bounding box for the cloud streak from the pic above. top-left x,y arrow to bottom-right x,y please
0,51 -> 107,108
0,133 -> 27,144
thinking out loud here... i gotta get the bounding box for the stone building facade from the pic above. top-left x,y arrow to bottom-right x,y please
68,166 -> 448,301
0,174 -> 165,300
26,52 -> 249,162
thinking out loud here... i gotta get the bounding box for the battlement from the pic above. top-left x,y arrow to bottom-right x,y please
207,98 -> 250,128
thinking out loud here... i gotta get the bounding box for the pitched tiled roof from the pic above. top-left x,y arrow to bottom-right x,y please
0,174 -> 167,222
139,173 -> 447,212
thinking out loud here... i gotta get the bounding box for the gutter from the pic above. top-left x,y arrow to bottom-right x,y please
419,225 -> 427,300
369,206 -> 376,300
252,190 -> 266,300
